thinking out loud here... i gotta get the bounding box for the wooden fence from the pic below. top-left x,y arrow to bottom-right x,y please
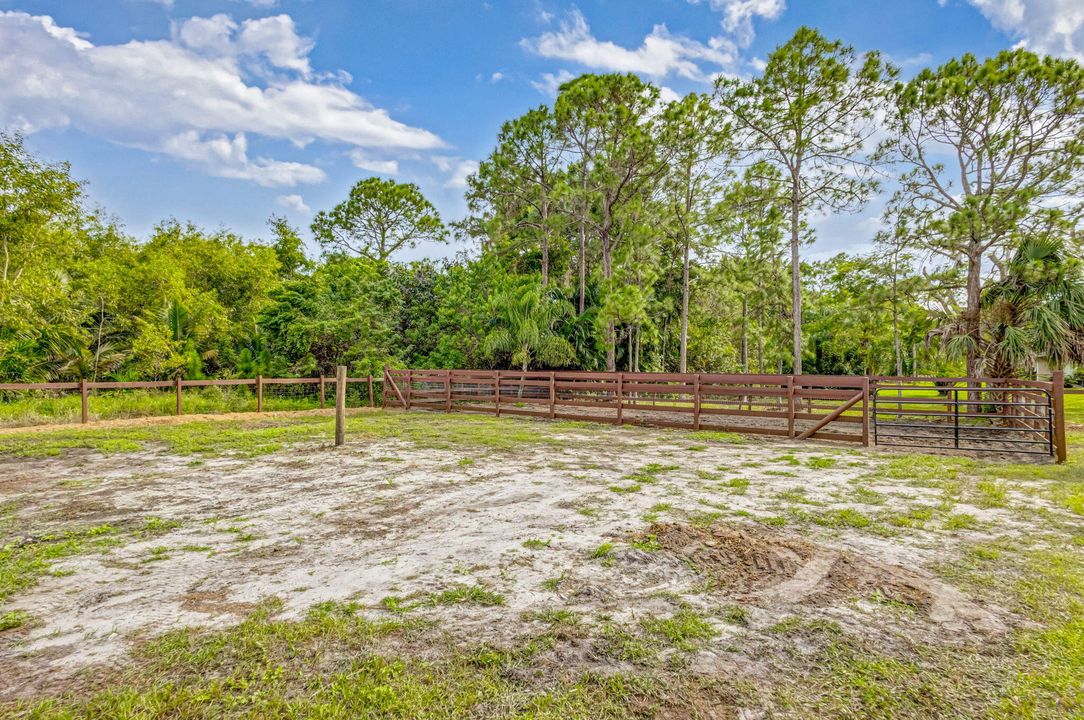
383,368 -> 1070,461
0,375 -> 382,426
1,368 -> 1072,460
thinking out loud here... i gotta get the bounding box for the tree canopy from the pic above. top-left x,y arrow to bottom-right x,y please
2,31 -> 1082,385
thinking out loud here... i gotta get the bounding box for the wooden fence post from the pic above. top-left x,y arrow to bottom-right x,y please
495,371 -> 502,417
80,378 -> 88,424
335,365 -> 347,446
406,369 -> 413,411
382,366 -> 388,409
549,371 -> 556,419
1053,370 -> 1067,463
368,375 -> 375,408
861,376 -> 870,447
786,376 -> 796,438
693,374 -> 702,430
319,375 -> 326,409
175,377 -> 182,416
445,370 -> 452,412
616,372 -> 624,425
256,375 -> 263,413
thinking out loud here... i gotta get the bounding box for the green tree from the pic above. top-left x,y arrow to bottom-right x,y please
880,49 -> 1084,377
483,279 -> 575,379
555,73 -> 666,371
980,235 -> 1084,378
311,178 -> 446,261
714,27 -> 892,374
267,215 -> 313,278
657,92 -> 731,372
468,107 -> 568,288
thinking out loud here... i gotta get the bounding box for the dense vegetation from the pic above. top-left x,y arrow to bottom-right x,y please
2,28 -> 1083,383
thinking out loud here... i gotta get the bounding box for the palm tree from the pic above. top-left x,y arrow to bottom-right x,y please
980,236 -> 1084,379
483,279 -> 574,396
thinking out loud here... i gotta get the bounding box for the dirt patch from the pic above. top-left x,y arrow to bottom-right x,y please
180,588 -> 259,616
644,522 -> 1007,635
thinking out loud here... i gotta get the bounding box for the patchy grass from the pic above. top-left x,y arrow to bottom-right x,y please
8,599 -> 708,719
0,523 -> 120,602
641,610 -> 716,652
0,609 -> 31,631
0,411 -> 617,459
622,463 -> 680,485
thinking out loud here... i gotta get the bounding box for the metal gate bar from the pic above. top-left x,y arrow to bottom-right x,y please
872,383 -> 1054,456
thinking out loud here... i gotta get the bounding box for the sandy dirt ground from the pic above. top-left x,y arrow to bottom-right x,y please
0,417 -> 1060,703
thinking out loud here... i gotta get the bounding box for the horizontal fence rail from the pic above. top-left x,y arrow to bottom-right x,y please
0,375 -> 383,428
870,378 -> 1056,457
3,368 -> 1070,461
382,367 -> 1068,461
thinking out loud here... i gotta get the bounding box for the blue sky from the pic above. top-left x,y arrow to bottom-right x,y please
0,0 -> 1079,260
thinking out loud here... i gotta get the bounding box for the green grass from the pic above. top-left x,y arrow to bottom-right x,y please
0,387 -> 334,428
641,610 -> 716,652
622,463 -> 680,485
813,508 -> 873,529
0,411 -> 604,459
1064,392 -> 1084,426
0,609 -> 31,631
9,599 -> 701,719
0,523 -> 120,602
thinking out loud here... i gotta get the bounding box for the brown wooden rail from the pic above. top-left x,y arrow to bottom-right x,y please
382,368 -> 1067,461
0,375 -> 383,425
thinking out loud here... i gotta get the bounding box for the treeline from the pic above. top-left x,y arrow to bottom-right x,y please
2,28 -> 1083,383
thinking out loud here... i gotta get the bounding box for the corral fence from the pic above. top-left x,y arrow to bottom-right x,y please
0,375 -> 383,427
383,368 -> 1071,462
1,369 -> 1072,461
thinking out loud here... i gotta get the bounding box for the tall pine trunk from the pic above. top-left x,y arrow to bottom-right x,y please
789,182 -> 803,375
577,225 -> 586,315
740,299 -> 749,373
679,233 -> 690,373
964,249 -> 983,379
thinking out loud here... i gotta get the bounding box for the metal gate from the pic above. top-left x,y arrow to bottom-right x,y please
872,380 -> 1054,456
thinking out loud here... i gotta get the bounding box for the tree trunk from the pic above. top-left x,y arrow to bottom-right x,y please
541,231 -> 549,288
789,183 -> 803,375
601,224 -> 615,373
518,357 -> 528,399
892,303 -> 902,377
679,234 -> 690,374
756,307 -> 765,374
578,225 -> 586,315
964,249 -> 983,379
740,299 -> 749,373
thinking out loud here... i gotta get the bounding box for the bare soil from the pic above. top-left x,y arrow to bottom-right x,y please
0,416 -> 1057,707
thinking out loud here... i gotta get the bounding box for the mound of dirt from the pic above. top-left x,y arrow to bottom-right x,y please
633,523 -> 1006,634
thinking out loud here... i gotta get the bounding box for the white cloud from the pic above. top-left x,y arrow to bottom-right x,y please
521,9 -> 738,81
490,71 -> 505,83
349,149 -> 400,175
162,131 -> 326,186
432,156 -> 479,188
690,0 -> 785,47
276,193 -> 310,213
0,11 -> 443,185
657,85 -> 682,105
964,0 -> 1084,60
530,69 -> 576,96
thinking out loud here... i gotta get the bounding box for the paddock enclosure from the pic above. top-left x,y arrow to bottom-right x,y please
384,368 -> 1071,461
0,369 -> 1072,460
